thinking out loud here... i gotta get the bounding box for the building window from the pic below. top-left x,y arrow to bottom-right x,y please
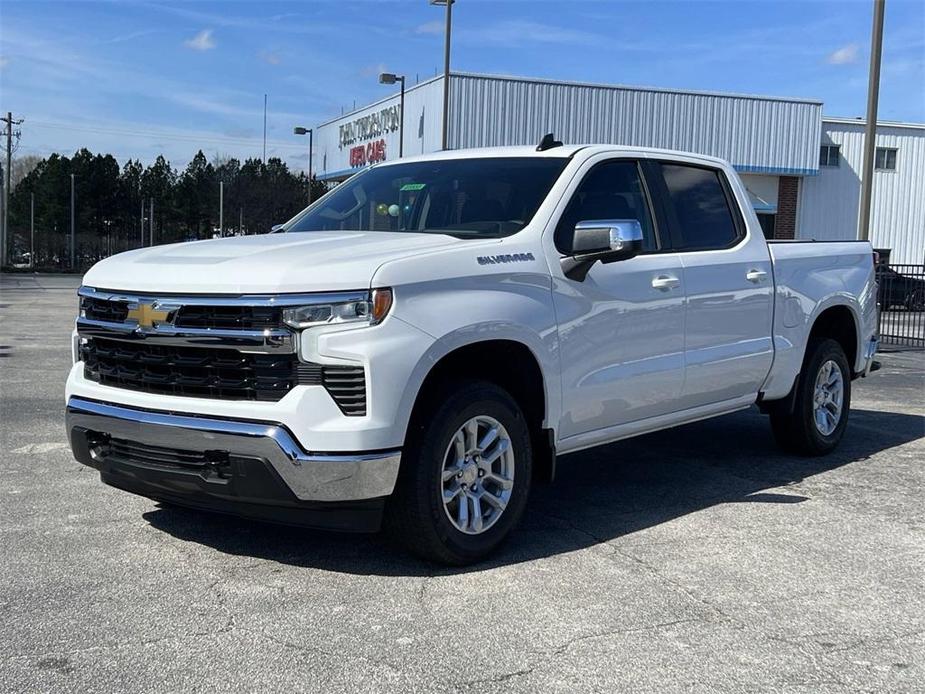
757,214 -> 776,240
819,145 -> 840,167
875,147 -> 898,171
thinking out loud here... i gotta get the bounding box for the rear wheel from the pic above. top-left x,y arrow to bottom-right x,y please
770,338 -> 851,456
386,381 -> 532,565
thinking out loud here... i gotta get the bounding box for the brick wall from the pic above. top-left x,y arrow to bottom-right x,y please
775,176 -> 800,240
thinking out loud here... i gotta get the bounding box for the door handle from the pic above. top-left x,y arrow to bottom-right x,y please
746,269 -> 768,283
651,275 -> 681,291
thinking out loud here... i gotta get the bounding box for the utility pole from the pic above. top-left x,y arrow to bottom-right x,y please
140,198 -> 144,247
70,173 -> 76,270
219,180 -> 224,236
2,112 -> 24,266
149,198 -> 154,246
239,207 -> 243,236
858,0 -> 886,242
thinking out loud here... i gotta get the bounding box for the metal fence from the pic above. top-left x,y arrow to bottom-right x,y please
877,263 -> 925,347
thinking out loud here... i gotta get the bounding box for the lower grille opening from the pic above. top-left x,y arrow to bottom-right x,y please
81,338 -> 367,414
82,338 -> 297,402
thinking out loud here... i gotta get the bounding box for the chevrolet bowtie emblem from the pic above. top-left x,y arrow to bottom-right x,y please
126,303 -> 173,329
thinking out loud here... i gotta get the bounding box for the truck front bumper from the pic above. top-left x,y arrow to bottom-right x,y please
65,397 -> 401,532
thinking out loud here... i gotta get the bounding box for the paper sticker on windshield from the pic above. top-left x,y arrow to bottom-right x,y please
401,183 -> 427,191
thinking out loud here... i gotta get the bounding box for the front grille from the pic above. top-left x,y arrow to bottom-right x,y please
174,305 -> 282,330
82,338 -> 298,401
82,297 -> 284,330
81,338 -> 367,413
82,296 -> 129,323
107,437 -> 222,471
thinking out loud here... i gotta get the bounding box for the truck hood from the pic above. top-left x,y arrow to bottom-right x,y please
82,231 -> 464,294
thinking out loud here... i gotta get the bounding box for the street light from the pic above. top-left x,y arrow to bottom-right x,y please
430,0 -> 454,151
293,126 -> 313,198
378,72 -> 406,158
70,173 -> 76,270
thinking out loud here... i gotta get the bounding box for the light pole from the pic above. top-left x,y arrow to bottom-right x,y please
379,73 -> 406,158
430,0 -> 454,150
219,180 -> 224,236
293,126 -> 313,199
858,0 -> 886,242
70,173 -> 76,270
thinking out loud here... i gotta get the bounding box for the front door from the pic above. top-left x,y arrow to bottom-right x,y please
550,158 -> 687,441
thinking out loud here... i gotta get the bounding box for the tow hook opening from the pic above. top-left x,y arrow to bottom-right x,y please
87,431 -> 111,461
204,450 -> 232,479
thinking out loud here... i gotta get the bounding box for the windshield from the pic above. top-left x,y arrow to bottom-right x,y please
286,157 -> 568,239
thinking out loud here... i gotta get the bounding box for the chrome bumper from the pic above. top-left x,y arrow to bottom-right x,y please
65,397 -> 400,502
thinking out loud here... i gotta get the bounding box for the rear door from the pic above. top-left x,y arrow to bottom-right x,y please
652,160 -> 774,408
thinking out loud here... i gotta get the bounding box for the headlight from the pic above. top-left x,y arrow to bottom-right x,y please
282,288 -> 393,329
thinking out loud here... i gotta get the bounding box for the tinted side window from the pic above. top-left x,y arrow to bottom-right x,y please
660,164 -> 740,250
555,161 -> 657,254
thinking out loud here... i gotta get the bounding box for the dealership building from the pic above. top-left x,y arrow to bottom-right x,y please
312,71 -> 925,264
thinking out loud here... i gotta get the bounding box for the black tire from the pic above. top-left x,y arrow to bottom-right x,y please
769,338 -> 851,456
385,380 -> 532,565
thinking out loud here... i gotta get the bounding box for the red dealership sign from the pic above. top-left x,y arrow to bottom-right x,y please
350,140 -> 387,168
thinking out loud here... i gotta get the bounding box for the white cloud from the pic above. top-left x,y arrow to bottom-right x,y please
415,20 -> 444,36
360,62 -> 389,78
0,56 -> 9,70
184,29 -> 215,52
827,43 -> 859,65
259,51 -> 281,65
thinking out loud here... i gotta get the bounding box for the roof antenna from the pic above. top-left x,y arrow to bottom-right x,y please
536,132 -> 563,151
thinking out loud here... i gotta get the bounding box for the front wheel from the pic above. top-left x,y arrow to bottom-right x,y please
770,338 -> 851,456
386,381 -> 532,565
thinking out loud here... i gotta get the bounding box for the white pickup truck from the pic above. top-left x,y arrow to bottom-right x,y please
66,141 -> 879,564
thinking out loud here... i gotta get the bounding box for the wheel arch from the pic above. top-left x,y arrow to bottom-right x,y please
402,337 -> 557,483
807,302 -> 860,374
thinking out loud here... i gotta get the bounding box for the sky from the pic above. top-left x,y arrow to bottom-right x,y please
1,0 -> 923,173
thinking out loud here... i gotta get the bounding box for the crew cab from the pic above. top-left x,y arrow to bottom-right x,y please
66,142 -> 879,564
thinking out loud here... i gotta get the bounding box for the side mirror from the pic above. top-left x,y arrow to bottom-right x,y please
270,224 -> 286,233
562,219 -> 644,281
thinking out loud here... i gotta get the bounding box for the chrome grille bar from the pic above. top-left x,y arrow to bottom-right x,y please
76,317 -> 297,354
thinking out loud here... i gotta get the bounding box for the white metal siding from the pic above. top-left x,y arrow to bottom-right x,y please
313,76 -> 445,179
798,120 -> 925,264
448,73 -> 822,175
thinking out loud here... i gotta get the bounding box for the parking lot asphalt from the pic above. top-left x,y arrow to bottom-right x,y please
1,272 -> 924,694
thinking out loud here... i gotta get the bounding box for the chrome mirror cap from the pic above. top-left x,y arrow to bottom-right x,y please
572,219 -> 643,254
563,219 -> 644,281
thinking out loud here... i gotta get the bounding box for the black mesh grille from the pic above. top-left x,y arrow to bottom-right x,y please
82,296 -> 284,330
173,305 -> 282,330
107,438 -> 214,469
82,297 -> 129,323
82,338 -> 298,401
80,338 -> 366,413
